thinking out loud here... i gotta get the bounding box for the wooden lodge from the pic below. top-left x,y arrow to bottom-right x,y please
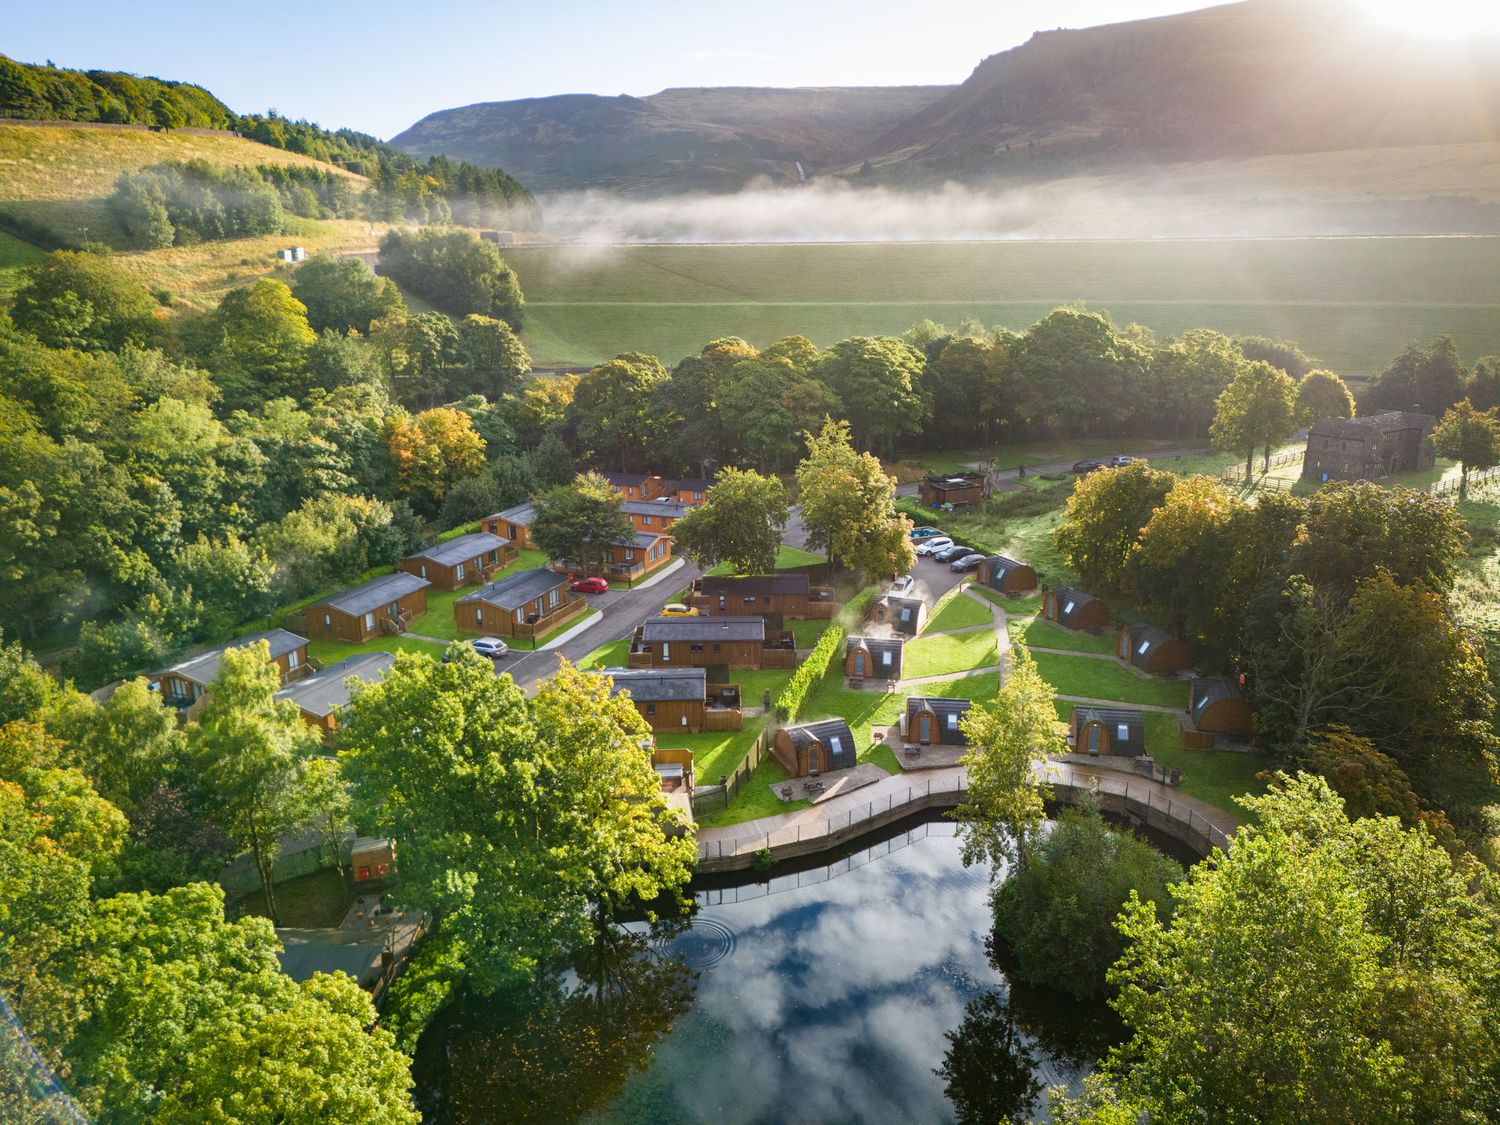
904,696 -> 971,746
870,594 -> 925,635
1182,676 -> 1255,748
690,573 -> 837,619
629,616 -> 797,669
482,502 -> 538,550
1042,586 -> 1110,631
610,531 -> 674,580
773,718 -> 857,777
978,555 -> 1038,596
599,667 -> 742,732
602,472 -> 668,500
1117,622 -> 1192,675
918,472 -> 986,508
304,573 -> 430,644
455,568 -> 585,640
274,651 -> 396,737
668,476 -> 714,505
398,532 -> 516,591
845,636 -> 903,681
1070,706 -> 1147,757
620,498 -> 692,534
152,629 -> 309,707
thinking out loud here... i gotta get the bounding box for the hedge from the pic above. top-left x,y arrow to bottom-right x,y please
838,586 -> 877,629
775,624 -> 845,721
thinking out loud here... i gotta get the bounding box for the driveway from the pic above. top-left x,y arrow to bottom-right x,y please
501,559 -> 703,691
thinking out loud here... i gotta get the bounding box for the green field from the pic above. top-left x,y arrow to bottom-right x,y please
507,237 -> 1500,374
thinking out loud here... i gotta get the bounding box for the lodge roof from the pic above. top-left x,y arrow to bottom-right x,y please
275,652 -> 396,718
158,629 -> 309,687
598,667 -> 707,703
457,568 -> 567,611
312,572 -> 431,617
404,531 -> 509,568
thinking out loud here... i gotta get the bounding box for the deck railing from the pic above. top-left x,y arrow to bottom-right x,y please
513,595 -> 587,643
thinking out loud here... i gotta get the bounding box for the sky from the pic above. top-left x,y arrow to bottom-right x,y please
6,0 -> 1219,139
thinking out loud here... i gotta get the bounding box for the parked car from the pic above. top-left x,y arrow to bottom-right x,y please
909,526 -> 943,540
1107,454 -> 1141,468
445,636 -> 509,661
915,537 -> 954,557
659,602 -> 699,617
1072,459 -> 1103,474
571,576 -> 609,594
933,543 -> 972,562
950,553 -> 985,572
889,574 -> 915,594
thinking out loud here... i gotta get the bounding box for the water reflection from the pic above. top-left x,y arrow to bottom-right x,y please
413,822 -> 1115,1124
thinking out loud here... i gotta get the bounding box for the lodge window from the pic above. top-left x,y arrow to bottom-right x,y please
455,563 -> 465,581
287,650 -> 300,670
420,563 -> 428,578
881,651 -> 892,667
1116,723 -> 1130,742
743,596 -> 757,605
690,644 -> 704,654
548,588 -> 559,607
1137,640 -> 1151,655
324,614 -> 332,632
646,703 -> 656,716
363,612 -> 375,632
947,713 -> 958,729
1063,600 -> 1075,615
477,609 -> 484,625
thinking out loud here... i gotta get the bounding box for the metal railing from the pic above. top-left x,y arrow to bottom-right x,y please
1048,769 -> 1235,854
696,772 -> 969,861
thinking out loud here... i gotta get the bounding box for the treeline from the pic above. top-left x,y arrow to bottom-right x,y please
1055,463 -> 1495,853
0,236 -> 544,684
0,54 -> 538,228
110,159 -> 363,247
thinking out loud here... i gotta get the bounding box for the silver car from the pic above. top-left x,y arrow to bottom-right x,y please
915,537 -> 954,557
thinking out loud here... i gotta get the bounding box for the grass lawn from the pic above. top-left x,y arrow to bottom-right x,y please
1141,712 -> 1268,815
695,756 -> 808,828
922,586 -> 993,634
903,629 -> 1000,680
578,637 -> 630,669
1009,616 -> 1117,655
1032,650 -> 1190,709
306,633 -> 447,665
917,671 -> 1001,700
791,619 -> 829,647
732,666 -> 798,711
659,715 -> 772,790
776,544 -> 825,568
966,586 -> 1046,615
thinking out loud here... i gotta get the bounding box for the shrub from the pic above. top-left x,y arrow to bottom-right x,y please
775,624 -> 844,721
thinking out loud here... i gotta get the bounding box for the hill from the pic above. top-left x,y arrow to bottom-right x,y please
391,85 -> 952,194
844,0 -> 1500,181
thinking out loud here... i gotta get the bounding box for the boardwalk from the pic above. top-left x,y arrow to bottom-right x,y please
695,758 -> 1240,872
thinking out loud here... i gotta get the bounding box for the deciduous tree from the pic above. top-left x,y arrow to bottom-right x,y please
794,418 -> 913,578
668,468 -> 789,575
385,406 -> 486,514
531,471 -> 634,572
567,352 -> 670,472
1294,368 -> 1355,426
812,335 -> 927,453
1209,360 -> 1297,479
1432,398 -> 1500,500
1054,461 -> 1176,594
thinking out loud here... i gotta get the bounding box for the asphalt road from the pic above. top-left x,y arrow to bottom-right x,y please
501,558 -> 704,691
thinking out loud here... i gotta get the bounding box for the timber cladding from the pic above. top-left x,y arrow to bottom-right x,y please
306,574 -> 431,644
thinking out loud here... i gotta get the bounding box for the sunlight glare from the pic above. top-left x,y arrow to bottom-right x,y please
1352,0 -> 1500,40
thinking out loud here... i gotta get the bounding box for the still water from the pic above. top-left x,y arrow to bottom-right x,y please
414,819 -> 1117,1124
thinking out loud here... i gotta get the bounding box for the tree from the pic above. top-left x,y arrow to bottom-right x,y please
385,406 -> 486,515
1466,356 -> 1500,411
341,652 -> 694,993
1054,461 -> 1176,593
298,755 -> 353,884
1432,399 -> 1500,501
171,533 -> 276,639
10,251 -> 159,353
567,353 -> 670,472
992,800 -> 1181,1000
41,676 -> 184,815
30,883 -> 418,1123
0,629 -> 59,726
718,355 -> 837,471
1366,334 -> 1468,417
812,335 -> 926,452
1129,474 -> 1246,637
377,227 -> 523,325
290,253 -> 405,333
1209,360 -> 1297,479
954,645 -> 1066,871
937,992 -> 1044,1125
439,455 -> 534,528
668,468 -> 789,574
1016,308 -> 1148,436
188,643 -> 319,924
1289,481 -> 1467,596
369,310 -> 464,407
1236,334 -> 1315,377
794,418 -> 913,579
1297,725 -> 1459,852
530,472 -> 633,572
197,278 -> 315,411
1147,329 -> 1244,439
525,430 -> 577,488
457,313 -> 531,399
1294,368 -> 1355,425
1063,774 -> 1500,1123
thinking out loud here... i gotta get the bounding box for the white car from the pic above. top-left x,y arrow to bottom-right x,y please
915,537 -> 954,557
467,636 -> 510,659
889,574 -> 915,595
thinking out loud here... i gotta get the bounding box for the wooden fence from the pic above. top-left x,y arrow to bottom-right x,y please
1429,465 -> 1500,502
1220,447 -> 1304,484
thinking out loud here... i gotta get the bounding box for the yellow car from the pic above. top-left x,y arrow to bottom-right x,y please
659,603 -> 700,617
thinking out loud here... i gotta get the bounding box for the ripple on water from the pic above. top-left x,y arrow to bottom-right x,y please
659,915 -> 737,972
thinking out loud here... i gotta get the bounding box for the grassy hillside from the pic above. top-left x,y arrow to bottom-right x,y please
0,124 -> 388,305
508,235 -> 1500,373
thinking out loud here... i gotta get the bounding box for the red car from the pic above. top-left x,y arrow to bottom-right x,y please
571,576 -> 610,594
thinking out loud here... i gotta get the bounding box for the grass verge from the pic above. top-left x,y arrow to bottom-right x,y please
903,629 -> 1000,680
1032,650 -> 1190,709
922,585 -> 993,633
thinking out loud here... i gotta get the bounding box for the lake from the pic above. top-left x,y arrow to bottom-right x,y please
413,818 -> 1119,1124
